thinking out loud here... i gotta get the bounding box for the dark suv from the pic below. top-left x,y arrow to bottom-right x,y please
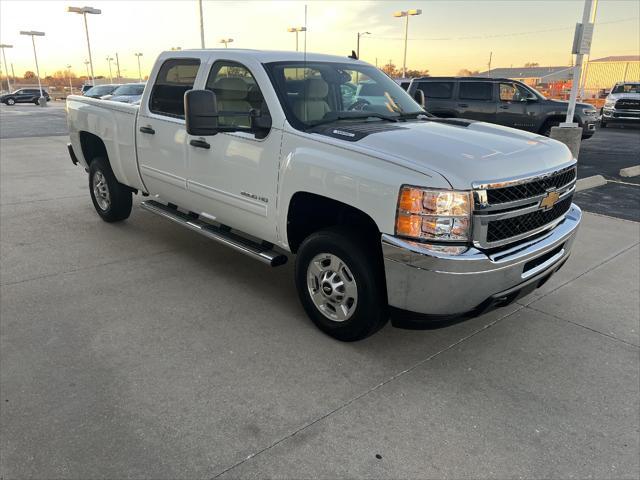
0,88 -> 51,105
407,77 -> 597,139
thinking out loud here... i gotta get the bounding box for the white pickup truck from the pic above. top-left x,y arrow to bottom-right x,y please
66,49 -> 581,341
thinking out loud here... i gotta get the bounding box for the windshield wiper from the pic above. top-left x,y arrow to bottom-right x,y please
309,112 -> 398,128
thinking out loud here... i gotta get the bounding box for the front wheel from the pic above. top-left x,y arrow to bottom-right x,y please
295,227 -> 388,341
540,119 -> 560,137
89,157 -> 132,222
6,98 -> 15,105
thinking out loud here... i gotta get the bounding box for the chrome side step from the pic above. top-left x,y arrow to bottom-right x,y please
140,200 -> 287,267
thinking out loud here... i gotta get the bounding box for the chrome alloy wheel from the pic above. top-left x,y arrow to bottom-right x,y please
92,170 -> 111,211
306,253 -> 358,322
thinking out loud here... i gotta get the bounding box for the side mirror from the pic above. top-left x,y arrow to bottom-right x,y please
185,89 -> 218,136
414,89 -> 426,108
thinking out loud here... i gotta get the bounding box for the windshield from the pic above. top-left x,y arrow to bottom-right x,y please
85,85 -> 118,96
265,61 -> 425,129
612,83 -> 640,94
112,84 -> 145,96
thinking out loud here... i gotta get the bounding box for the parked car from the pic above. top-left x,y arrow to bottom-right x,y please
406,77 -> 598,138
66,50 -> 581,341
83,84 -> 121,99
1,88 -> 50,105
600,82 -> 640,128
101,83 -> 145,103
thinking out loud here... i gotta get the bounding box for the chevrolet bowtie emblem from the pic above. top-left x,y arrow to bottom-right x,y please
540,190 -> 560,211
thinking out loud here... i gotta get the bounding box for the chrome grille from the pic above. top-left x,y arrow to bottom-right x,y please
487,196 -> 573,243
473,164 -> 577,249
486,166 -> 576,204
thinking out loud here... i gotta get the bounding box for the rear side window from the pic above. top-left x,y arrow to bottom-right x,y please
150,58 -> 200,118
418,81 -> 454,99
459,82 -> 493,101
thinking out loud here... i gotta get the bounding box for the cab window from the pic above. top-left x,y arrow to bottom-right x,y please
500,83 -> 529,102
149,58 -> 200,118
205,61 -> 268,131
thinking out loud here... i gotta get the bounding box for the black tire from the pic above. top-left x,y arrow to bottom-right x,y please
540,119 -> 560,137
6,98 -> 15,105
600,120 -> 607,128
295,226 -> 388,341
88,157 -> 132,222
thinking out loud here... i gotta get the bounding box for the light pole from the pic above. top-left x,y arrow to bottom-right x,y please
20,31 -> 46,106
115,52 -> 121,81
66,64 -> 73,94
83,60 -> 90,83
393,9 -> 422,78
66,6 -> 101,85
287,27 -> 306,52
0,44 -> 13,92
106,56 -> 114,83
356,32 -> 370,59
134,53 -> 143,82
219,38 -> 233,48
198,0 -> 205,48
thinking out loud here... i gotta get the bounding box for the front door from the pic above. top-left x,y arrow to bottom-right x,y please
495,82 -> 539,131
186,60 -> 281,242
136,58 -> 201,206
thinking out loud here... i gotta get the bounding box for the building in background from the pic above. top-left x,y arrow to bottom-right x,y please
581,55 -> 640,99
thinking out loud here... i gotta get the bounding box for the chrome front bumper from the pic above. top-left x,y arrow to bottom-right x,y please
382,204 -> 582,317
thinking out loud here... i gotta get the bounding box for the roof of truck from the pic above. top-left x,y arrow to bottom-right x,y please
161,49 -> 367,64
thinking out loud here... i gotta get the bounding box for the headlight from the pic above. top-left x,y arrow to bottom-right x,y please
396,187 -> 472,242
604,100 -> 615,108
582,108 -> 597,116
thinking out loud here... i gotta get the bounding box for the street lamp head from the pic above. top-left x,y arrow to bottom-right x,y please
393,11 -> 407,17
20,31 -> 45,36
66,64 -> 72,68
135,52 -> 143,57
220,38 -> 233,43
66,6 -> 101,14
0,44 -> 14,48
407,9 -> 422,16
288,27 -> 306,32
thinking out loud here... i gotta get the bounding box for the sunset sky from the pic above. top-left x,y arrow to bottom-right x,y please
0,0 -> 638,80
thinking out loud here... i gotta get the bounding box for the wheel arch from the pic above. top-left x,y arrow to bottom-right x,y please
286,192 -> 381,253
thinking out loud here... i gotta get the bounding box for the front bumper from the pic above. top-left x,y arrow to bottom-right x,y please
602,107 -> 640,122
382,204 -> 582,320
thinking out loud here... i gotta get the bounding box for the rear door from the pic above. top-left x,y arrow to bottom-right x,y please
495,81 -> 539,131
136,57 -> 201,206
415,80 -> 456,117
456,81 -> 496,122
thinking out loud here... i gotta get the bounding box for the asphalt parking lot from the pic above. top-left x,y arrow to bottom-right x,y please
1,103 -> 639,478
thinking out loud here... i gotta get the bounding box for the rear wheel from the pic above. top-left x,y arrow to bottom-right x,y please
88,157 -> 132,222
295,227 -> 388,341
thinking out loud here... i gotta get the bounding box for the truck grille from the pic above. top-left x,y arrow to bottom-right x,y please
486,166 -> 576,204
615,99 -> 640,110
473,165 -> 577,248
486,195 -> 573,243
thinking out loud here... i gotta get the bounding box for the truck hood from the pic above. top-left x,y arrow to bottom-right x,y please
338,120 -> 574,189
607,92 -> 640,101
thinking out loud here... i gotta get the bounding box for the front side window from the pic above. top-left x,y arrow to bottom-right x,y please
418,81 -> 454,99
205,61 -> 267,129
150,58 -> 200,118
265,61 -> 424,129
459,82 -> 493,101
499,82 -> 531,102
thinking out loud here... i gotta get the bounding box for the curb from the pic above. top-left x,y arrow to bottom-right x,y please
620,165 -> 640,178
576,175 -> 607,192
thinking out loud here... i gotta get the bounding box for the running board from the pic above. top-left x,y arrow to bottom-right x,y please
140,200 -> 287,267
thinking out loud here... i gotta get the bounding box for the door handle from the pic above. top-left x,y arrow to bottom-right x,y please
139,126 -> 155,134
499,105 -> 509,109
458,103 -> 469,108
190,139 -> 210,149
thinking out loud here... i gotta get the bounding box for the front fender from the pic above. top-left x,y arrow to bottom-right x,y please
276,130 -> 450,250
